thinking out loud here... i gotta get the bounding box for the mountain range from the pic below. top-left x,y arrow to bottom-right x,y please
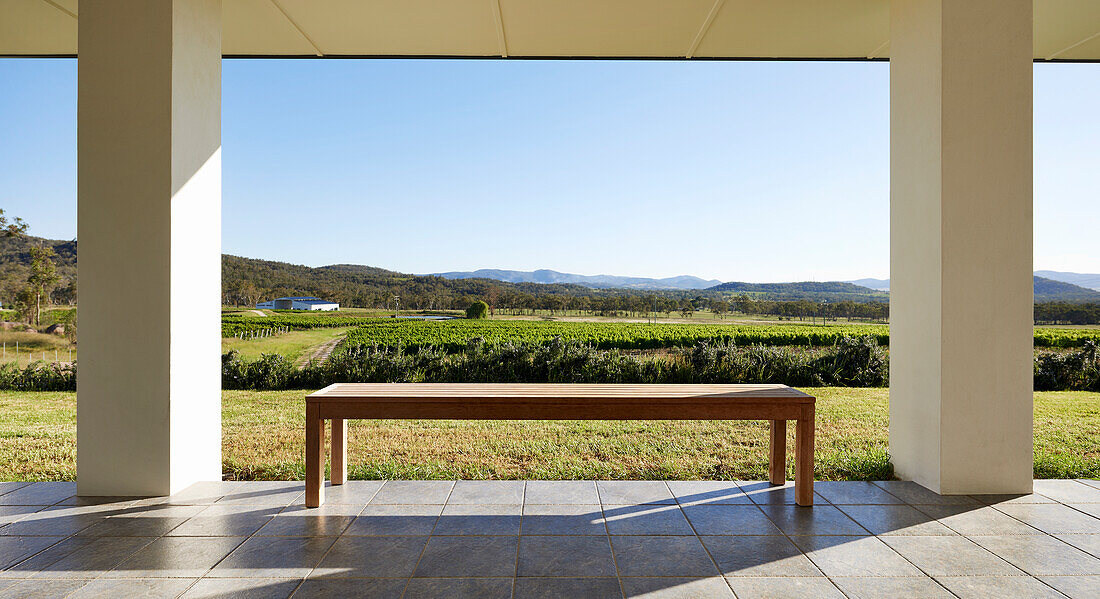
846,273 -> 1100,294
431,268 -> 721,290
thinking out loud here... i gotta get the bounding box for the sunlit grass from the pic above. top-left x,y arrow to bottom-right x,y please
2,388 -> 1096,482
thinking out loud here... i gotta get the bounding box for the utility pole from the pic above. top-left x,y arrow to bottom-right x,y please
393,295 -> 400,318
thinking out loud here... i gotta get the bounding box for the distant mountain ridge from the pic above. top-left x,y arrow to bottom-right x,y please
431,268 -> 722,290
844,275 -> 1100,302
1034,270 -> 1100,291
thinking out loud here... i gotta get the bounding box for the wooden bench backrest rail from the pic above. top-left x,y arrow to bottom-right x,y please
305,383 -> 815,507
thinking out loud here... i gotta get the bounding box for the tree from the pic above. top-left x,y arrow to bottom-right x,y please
26,246 -> 60,326
0,209 -> 28,238
466,300 -> 489,319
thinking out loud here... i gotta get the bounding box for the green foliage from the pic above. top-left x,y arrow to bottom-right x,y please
1034,341 -> 1100,392
222,314 -> 389,337
0,361 -> 74,391
341,320 -> 892,353
221,336 -> 891,391
466,301 -> 489,319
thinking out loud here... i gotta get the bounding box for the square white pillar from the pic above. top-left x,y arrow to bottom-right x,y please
889,0 -> 1033,494
78,0 -> 223,496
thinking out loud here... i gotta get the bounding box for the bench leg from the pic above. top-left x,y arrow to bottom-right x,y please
305,404 -> 325,508
795,406 -> 815,507
331,418 -> 347,486
769,420 -> 787,485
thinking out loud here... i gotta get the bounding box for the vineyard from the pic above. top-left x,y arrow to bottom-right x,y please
222,314 -> 1100,351
221,313 -> 389,337
338,320 -> 890,352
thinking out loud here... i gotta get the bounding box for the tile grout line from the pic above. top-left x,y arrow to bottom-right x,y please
396,480 -> 455,599
512,481 -> 525,598
596,482 -> 628,599
662,480 -> 733,596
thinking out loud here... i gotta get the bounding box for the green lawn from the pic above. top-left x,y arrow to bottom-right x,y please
221,327 -> 353,362
1,388 -> 1097,482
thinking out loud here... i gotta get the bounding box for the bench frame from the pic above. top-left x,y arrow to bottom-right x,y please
305,383 -> 815,507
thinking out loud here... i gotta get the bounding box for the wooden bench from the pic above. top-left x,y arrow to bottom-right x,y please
305,383 -> 815,507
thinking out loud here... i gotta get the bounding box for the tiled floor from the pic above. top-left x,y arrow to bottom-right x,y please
0,479 -> 1098,598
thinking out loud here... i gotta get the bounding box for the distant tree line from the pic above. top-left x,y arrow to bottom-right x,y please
1035,303 -> 1100,325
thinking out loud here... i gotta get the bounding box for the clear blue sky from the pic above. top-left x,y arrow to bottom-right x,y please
1,58 -> 1096,282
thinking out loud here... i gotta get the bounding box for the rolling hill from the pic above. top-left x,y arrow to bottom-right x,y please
431,268 -> 722,290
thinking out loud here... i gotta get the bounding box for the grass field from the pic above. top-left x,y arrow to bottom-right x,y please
0,331 -> 75,365
221,327 -> 354,362
2,389 -> 1096,482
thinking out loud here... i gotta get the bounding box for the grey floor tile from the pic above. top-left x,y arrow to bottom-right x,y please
621,577 -> 735,598
0,578 -> 90,598
0,537 -> 94,577
759,505 -> 869,536
74,505 -> 205,537
403,578 -> 512,599
0,484 -> 30,498
700,535 -> 821,577
521,504 -> 606,535
67,577 -> 196,598
1034,480 -> 1100,503
597,481 -> 674,505
0,506 -> 110,537
934,576 -> 1068,599
995,503 -> 1100,534
835,504 -> 955,536
517,535 -> 616,577
970,493 -> 1057,505
54,496 -> 140,508
1055,534 -> 1100,557
916,504 -> 1043,535
969,534 -> 1100,575
213,482 -> 305,507
611,536 -> 718,577
310,481 -> 383,505
290,578 -> 406,599
667,481 -> 752,506
1069,503 -> 1100,519
725,577 -> 846,599
346,505 -> 442,536
814,481 -> 903,505
880,536 -> 1024,576
0,483 -> 75,507
311,535 -> 427,578
681,505 -> 782,535
872,481 -> 980,506
830,576 -> 955,599
208,536 -> 336,578
433,504 -> 520,535
413,536 -> 518,578
791,535 -> 922,577
143,481 -> 231,506
30,536 -> 156,579
0,507 -> 44,528
447,481 -> 524,505
1079,479 -> 1100,490
524,481 -> 599,505
180,577 -> 301,599
167,505 -> 277,537
369,481 -> 454,505
738,482 -> 822,506
256,505 -> 360,537
513,577 -> 622,599
1039,575 -> 1100,599
103,536 -> 246,578
0,536 -> 65,570
603,505 -> 693,535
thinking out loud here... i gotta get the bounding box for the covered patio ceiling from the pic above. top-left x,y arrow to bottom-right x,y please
3,0 -> 1100,60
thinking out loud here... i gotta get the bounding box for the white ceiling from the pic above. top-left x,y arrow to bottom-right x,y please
2,0 -> 1098,60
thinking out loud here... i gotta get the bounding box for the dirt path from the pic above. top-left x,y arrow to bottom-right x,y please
296,335 -> 343,367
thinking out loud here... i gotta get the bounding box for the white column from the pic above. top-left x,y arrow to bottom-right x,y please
889,0 -> 1033,494
78,0 -> 222,496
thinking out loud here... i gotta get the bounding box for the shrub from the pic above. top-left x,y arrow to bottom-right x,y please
0,361 -> 75,391
465,301 -> 489,320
